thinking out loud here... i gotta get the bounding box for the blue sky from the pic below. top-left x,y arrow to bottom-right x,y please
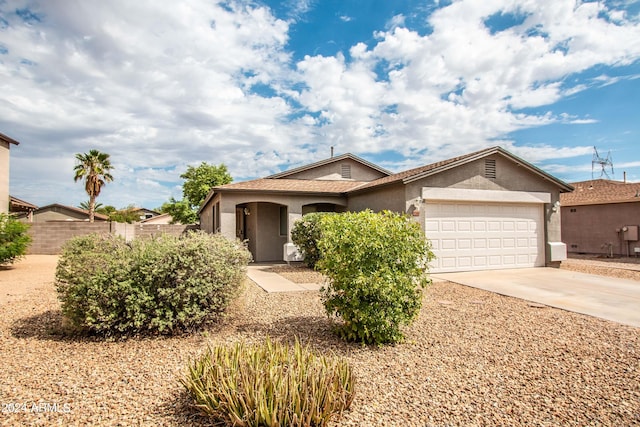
1,0 -> 639,209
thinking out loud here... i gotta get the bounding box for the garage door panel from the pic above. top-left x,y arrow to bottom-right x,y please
474,238 -> 487,249
426,201 -> 544,273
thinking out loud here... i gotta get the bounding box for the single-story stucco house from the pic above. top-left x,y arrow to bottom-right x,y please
199,146 -> 573,273
561,179 -> 640,257
16,204 -> 110,222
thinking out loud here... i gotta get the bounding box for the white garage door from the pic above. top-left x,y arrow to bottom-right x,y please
425,202 -> 544,273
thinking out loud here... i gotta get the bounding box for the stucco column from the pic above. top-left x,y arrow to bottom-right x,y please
287,200 -> 303,243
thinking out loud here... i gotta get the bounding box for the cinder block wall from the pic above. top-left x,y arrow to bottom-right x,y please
134,223 -> 199,240
26,222 -> 112,254
26,222 -> 200,255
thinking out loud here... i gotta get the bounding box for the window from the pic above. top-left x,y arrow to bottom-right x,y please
341,164 -> 351,179
570,208 -> 577,213
279,206 -> 287,236
484,159 -> 496,179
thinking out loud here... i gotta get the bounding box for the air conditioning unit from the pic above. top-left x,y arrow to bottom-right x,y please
283,243 -> 304,262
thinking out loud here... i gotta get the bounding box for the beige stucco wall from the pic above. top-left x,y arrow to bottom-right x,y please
284,158 -> 387,181
0,140 -> 10,213
347,182 -> 407,213
201,191 -> 348,262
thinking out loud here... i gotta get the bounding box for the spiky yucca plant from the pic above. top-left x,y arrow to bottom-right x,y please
181,337 -> 355,426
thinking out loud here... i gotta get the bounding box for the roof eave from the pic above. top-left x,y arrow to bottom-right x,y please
0,132 -> 20,146
212,188 -> 349,197
562,198 -> 640,207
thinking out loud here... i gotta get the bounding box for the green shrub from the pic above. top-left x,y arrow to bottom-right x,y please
0,213 -> 31,265
317,210 -> 434,345
55,231 -> 252,335
181,337 -> 355,426
291,212 -> 333,269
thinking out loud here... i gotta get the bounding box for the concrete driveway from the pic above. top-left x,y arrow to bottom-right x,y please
432,268 -> 640,328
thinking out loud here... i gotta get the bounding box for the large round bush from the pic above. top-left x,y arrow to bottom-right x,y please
55,232 -> 252,335
317,210 -> 434,345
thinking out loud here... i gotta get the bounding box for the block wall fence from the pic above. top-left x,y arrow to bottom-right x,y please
25,222 -> 199,255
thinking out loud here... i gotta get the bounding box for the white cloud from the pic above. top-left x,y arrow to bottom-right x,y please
2,0 -> 640,207
385,14 -> 406,30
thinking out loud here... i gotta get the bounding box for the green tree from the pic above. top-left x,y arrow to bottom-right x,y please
181,162 -> 232,210
109,205 -> 141,223
0,213 -> 32,265
73,149 -> 114,223
78,201 -> 103,212
97,205 -> 117,216
162,162 -> 232,224
161,198 -> 198,224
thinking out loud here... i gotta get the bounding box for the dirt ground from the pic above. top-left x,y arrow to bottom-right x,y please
0,255 -> 59,304
1,255 -> 638,426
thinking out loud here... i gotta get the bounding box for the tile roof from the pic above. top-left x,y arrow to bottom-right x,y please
213,178 -> 369,194
350,148 -> 489,192
560,179 -> 640,206
266,153 -> 391,178
351,146 -> 573,193
201,146 -> 572,210
36,203 -> 111,221
10,196 -> 37,210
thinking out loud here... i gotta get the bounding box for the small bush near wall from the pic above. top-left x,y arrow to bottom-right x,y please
181,337 -> 355,426
0,213 -> 32,265
291,212 -> 334,269
317,210 -> 434,345
55,232 -> 252,336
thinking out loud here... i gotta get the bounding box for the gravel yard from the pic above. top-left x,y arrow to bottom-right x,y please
1,255 -> 639,426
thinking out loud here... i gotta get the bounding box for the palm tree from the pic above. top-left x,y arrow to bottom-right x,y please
73,149 -> 114,222
78,200 -> 103,211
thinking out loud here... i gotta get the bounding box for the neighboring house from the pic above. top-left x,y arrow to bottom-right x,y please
9,196 -> 37,221
134,207 -> 161,221
200,146 -> 572,273
16,204 -> 110,222
1,132 -> 20,213
139,213 -> 175,224
560,179 -> 640,257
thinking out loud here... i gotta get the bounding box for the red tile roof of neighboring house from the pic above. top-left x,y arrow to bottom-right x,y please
0,132 -> 20,145
561,179 -> 640,206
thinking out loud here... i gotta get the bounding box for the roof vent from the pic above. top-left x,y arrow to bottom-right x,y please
341,164 -> 351,179
485,159 -> 496,179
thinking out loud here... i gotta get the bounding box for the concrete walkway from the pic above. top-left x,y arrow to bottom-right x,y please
432,268 -> 640,328
246,264 -> 322,292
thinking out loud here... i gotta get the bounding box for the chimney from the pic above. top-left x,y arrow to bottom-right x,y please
624,171 -> 627,183
330,146 -> 334,158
